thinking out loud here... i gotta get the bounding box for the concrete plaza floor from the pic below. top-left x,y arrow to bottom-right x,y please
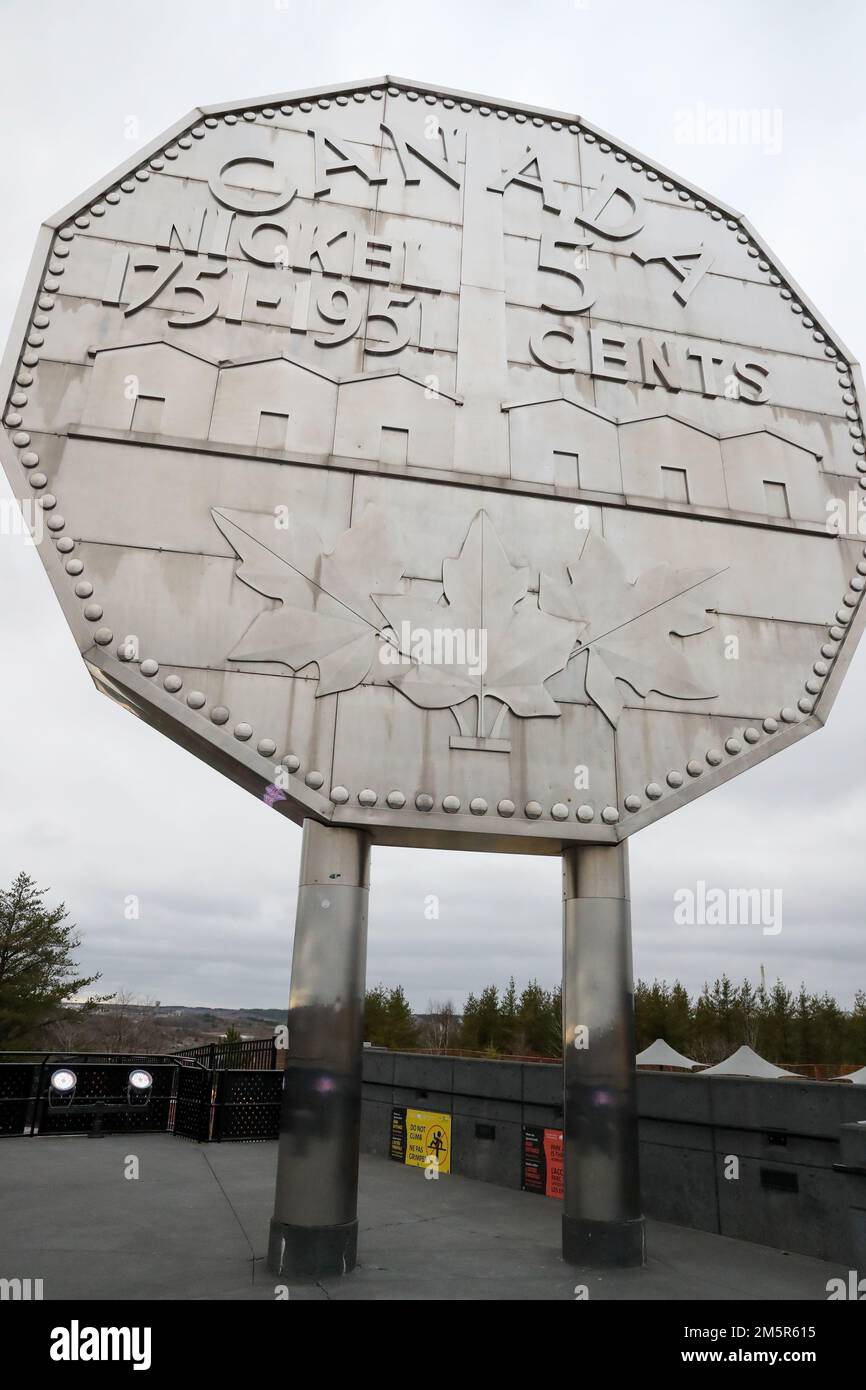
0,1134 -> 848,1301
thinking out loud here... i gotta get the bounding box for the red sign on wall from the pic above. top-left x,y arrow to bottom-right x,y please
522,1125 -> 563,1199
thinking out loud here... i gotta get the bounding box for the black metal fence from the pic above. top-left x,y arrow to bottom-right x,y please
213,1069 -> 281,1140
0,1063 -> 35,1135
173,1064 -> 215,1142
174,1038 -> 279,1070
0,1052 -> 282,1142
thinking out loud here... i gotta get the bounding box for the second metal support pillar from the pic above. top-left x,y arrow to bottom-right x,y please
561,840 -> 645,1267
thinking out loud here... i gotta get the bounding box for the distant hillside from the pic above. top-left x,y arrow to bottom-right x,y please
43,1002 -> 287,1054
154,1006 -> 285,1022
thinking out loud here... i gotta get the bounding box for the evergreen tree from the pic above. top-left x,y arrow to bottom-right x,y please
363,984 -> 419,1050
518,980 -> 558,1056
366,971 -> 866,1068
474,985 -> 501,1053
848,991 -> 866,1062
0,872 -> 101,1047
499,977 -> 519,1054
794,984 -> 815,1061
384,985 -> 419,1049
548,984 -> 563,1059
668,982 -> 692,1053
363,984 -> 389,1045
460,991 -> 481,1050
738,978 -> 760,1049
763,980 -> 794,1061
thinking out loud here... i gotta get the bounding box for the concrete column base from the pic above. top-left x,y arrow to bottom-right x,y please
562,1213 -> 646,1268
267,1217 -> 358,1281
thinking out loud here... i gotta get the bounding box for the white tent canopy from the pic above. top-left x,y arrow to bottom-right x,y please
833,1065 -> 866,1083
700,1045 -> 799,1079
636,1038 -> 699,1069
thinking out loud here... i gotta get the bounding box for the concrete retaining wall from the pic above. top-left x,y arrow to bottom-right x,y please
362,1051 -> 866,1264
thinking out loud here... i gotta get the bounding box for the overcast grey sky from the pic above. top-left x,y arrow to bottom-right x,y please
1,0 -> 865,1012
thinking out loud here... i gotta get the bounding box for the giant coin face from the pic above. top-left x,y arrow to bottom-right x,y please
2,78 -> 864,851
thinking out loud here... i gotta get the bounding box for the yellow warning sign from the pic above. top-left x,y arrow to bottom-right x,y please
405,1108 -> 451,1175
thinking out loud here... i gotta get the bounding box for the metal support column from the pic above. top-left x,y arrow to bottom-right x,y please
561,841 -> 645,1267
268,817 -> 370,1280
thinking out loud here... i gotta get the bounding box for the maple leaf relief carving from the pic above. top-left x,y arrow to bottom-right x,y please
539,530 -> 719,728
212,505 -> 406,697
213,508 -> 720,741
376,510 -> 580,738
